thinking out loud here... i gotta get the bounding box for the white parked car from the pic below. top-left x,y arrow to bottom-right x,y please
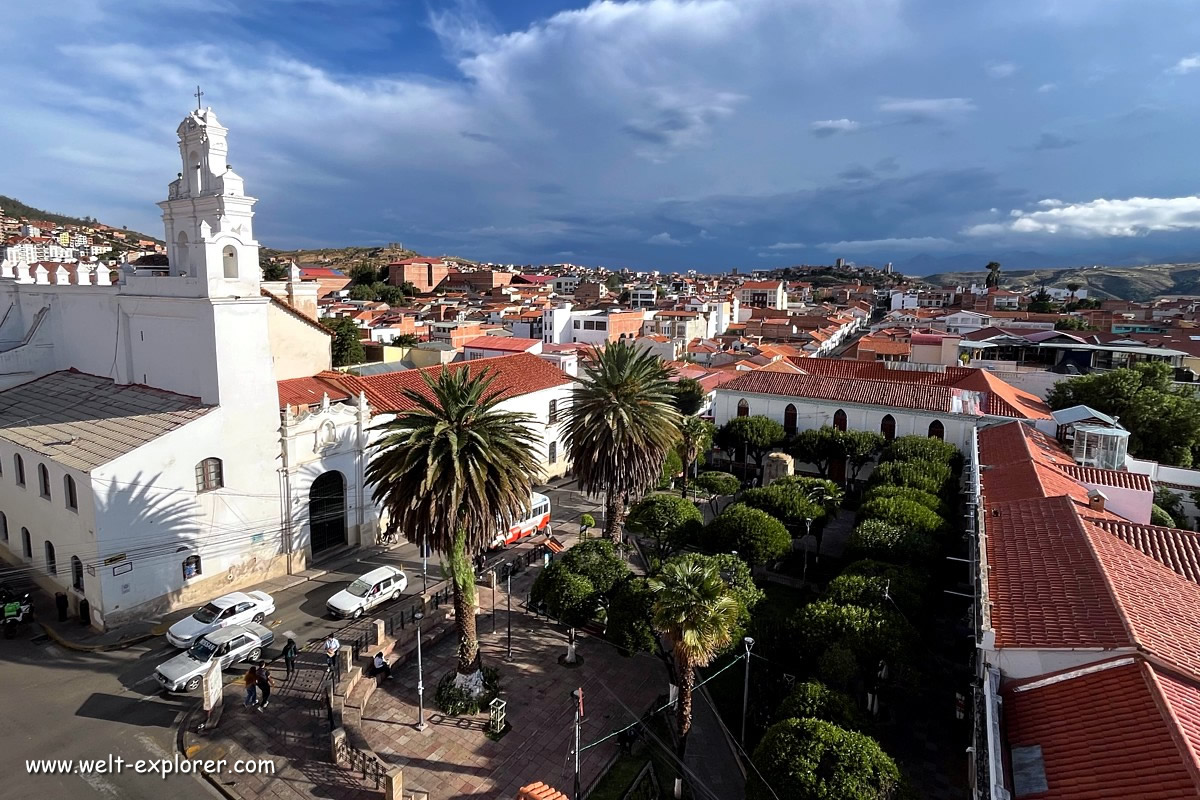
165,590 -> 276,649
326,565 -> 408,619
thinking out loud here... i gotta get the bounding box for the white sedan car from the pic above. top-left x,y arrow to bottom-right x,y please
327,565 -> 408,619
165,590 -> 276,649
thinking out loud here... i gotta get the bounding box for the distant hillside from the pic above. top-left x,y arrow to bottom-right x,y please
0,194 -> 160,243
262,244 -> 476,278
922,262 -> 1200,302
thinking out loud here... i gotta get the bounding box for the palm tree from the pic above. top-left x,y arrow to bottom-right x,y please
650,556 -> 739,741
677,416 -> 715,499
564,341 -> 681,543
984,261 -> 1002,288
367,367 -> 541,694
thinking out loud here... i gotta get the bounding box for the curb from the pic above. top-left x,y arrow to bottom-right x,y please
177,701 -> 242,800
39,621 -> 157,653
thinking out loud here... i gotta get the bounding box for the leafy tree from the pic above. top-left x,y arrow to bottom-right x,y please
605,577 -> 656,654
796,600 -> 913,674
838,560 -> 927,615
695,471 -> 741,514
677,416 -> 715,498
841,430 -> 886,482
771,476 -> 844,515
326,317 -> 366,366
659,448 -> 684,489
776,681 -> 864,731
1047,363 -> 1200,466
627,494 -> 704,560
705,503 -> 791,568
348,283 -> 377,301
560,539 -> 629,595
1065,282 -> 1082,299
857,497 -> 945,538
748,718 -> 900,800
261,261 -> 288,281
879,436 -> 957,466
564,341 -> 682,543
788,426 -> 844,477
1153,487 -> 1189,529
716,415 -> 786,477
1055,316 -> 1094,331
367,367 -> 541,694
650,555 -> 739,741
984,260 -> 1001,289
670,378 -> 707,416
862,485 -> 943,514
579,513 -> 596,537
529,561 -> 596,627
390,334 -> 420,347
376,283 -> 408,306
817,643 -> 860,690
605,273 -> 623,291
1069,297 -> 1102,310
1151,505 -> 1176,527
741,484 -> 826,533
1028,287 -> 1055,313
846,519 -> 934,565
868,461 -> 947,495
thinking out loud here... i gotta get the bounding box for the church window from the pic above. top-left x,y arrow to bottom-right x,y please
72,556 -> 84,592
0,512 -> 6,542
737,399 -> 750,417
38,463 -> 51,500
20,528 -> 30,559
175,231 -> 190,274
928,420 -> 945,441
222,245 -> 238,279
44,541 -> 56,576
64,475 -> 78,511
14,454 -> 25,487
182,555 -> 202,580
196,458 -> 224,492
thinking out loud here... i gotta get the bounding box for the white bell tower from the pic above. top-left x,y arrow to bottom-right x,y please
157,97 -> 262,298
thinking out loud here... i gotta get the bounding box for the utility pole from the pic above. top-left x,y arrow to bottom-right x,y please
505,568 -> 513,661
572,688 -> 584,800
741,637 -> 755,746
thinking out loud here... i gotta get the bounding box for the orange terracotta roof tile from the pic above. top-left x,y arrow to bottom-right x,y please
355,353 -> 571,413
1088,518 -> 1200,585
462,336 -> 541,352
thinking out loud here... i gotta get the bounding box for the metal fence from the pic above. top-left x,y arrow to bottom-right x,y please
334,732 -> 389,789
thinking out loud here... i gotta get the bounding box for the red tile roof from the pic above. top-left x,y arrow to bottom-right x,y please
1004,657 -> 1200,800
1058,464 -> 1153,492
1088,518 -> 1200,585
354,353 -> 571,413
719,370 -> 959,413
462,336 -> 541,352
277,371 -> 355,408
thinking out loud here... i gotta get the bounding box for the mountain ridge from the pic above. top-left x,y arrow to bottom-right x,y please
921,262 -> 1200,301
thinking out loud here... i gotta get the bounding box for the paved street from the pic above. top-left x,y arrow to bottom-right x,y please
0,481 -> 605,800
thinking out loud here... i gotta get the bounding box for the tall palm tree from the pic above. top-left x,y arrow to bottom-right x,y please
677,416 -> 715,499
367,366 -> 541,693
650,555 -> 739,739
564,341 -> 681,543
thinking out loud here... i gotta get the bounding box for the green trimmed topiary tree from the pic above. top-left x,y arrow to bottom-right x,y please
704,503 -> 791,567
866,461 -> 946,495
879,435 -> 958,466
846,520 -> 934,564
776,680 -> 865,731
748,718 -> 900,800
862,484 -> 944,514
857,497 -> 945,538
627,493 -> 704,559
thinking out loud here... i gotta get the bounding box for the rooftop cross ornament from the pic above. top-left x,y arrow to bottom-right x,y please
194,85 -> 204,111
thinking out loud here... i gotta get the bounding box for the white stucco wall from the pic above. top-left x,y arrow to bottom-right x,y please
266,301 -> 332,380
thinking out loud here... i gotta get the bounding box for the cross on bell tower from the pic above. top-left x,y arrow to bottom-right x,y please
194,85 -> 204,111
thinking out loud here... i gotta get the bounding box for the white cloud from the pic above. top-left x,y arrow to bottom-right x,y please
1036,82 -> 1058,93
878,97 -> 976,115
766,241 -> 806,250
985,61 -> 1017,78
818,236 -> 954,251
809,118 -> 861,137
1167,54 -> 1200,75
647,232 -> 685,246
965,195 -> 1200,237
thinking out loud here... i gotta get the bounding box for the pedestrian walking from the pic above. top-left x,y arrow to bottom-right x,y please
243,666 -> 258,708
372,652 -> 392,681
324,635 -> 341,671
255,661 -> 274,710
282,638 -> 298,678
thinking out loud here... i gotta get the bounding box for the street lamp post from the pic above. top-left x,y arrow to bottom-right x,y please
505,568 -> 513,661
421,533 -> 428,595
802,518 -> 813,584
741,636 -> 755,746
414,611 -> 427,731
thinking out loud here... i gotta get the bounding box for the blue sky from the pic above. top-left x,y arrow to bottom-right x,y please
4,0 -> 1200,273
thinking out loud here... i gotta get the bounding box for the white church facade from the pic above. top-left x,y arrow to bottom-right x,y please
0,107 -> 572,629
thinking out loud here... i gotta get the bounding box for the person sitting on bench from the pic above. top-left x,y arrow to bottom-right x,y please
373,652 -> 392,680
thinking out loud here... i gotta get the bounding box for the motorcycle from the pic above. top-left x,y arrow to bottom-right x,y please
3,593 -> 32,639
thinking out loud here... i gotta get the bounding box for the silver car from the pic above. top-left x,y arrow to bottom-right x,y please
155,622 -> 275,693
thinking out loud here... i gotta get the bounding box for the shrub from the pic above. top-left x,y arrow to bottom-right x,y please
846,520 -> 934,564
658,448 -> 684,489
796,600 -> 913,670
560,539 -> 629,595
704,503 -> 791,567
862,484 -> 943,514
834,561 -> 926,614
879,435 -> 958,466
748,718 -> 900,800
818,643 -> 860,690
777,680 -> 864,731
857,497 -> 945,538
1151,504 -> 1176,527
529,562 -> 597,627
435,666 -> 501,716
580,513 -> 596,530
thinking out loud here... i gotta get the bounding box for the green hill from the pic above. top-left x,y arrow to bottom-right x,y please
922,263 -> 1200,302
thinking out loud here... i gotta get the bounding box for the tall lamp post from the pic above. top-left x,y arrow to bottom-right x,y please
741,636 -> 755,746
413,611 -> 427,731
505,567 -> 513,661
801,517 -> 813,584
